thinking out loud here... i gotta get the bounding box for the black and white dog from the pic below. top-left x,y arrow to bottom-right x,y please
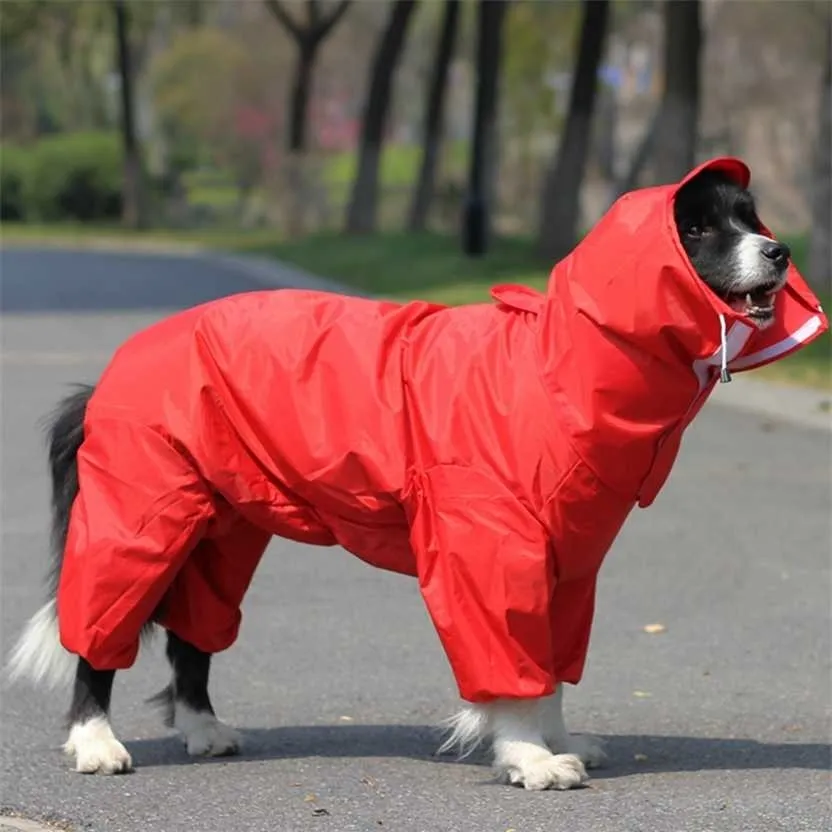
6,170 -> 791,787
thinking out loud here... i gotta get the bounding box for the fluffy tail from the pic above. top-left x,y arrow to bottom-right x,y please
6,385 -> 94,689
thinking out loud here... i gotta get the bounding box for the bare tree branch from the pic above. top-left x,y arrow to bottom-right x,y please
263,0 -> 302,40
318,0 -> 352,40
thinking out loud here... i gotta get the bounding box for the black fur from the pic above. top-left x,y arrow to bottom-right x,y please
147,632 -> 216,728
66,660 -> 115,730
44,384 -> 95,597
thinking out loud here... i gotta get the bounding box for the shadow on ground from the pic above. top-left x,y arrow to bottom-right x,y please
125,723 -> 831,778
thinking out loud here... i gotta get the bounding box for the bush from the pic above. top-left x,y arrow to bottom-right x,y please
23,132 -> 123,222
1,145 -> 30,221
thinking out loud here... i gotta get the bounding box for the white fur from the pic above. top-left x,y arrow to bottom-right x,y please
440,690 -> 599,790
539,687 -> 607,768
64,716 -> 132,774
173,702 -> 241,757
733,231 -> 787,295
5,600 -> 74,689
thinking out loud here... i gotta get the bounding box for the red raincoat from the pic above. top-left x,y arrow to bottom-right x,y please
58,158 -> 827,702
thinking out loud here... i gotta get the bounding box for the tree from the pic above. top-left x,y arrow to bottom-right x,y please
113,0 -> 145,229
651,0 -> 701,184
536,0 -> 610,262
461,0 -> 508,256
808,7 -> 831,295
151,28 -> 282,203
407,0 -> 460,232
345,0 -> 418,234
263,0 -> 352,154
264,0 -> 352,236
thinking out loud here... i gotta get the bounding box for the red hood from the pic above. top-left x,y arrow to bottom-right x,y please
506,157 -> 827,506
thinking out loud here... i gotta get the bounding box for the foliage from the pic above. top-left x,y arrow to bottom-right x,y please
150,27 -> 283,190
0,145 -> 31,220
22,132 -> 123,222
503,1 -> 579,135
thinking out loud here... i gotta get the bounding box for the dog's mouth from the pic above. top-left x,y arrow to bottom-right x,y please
725,282 -> 781,326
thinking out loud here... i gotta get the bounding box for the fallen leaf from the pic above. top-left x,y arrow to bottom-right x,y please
304,794 -> 317,803
634,753 -> 648,762
632,690 -> 652,698
643,623 -> 666,634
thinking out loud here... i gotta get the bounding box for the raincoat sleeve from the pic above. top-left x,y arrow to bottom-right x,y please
405,464 -> 557,703
58,416 -> 215,670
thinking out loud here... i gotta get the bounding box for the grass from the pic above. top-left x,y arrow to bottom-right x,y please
0,221 -> 280,252
1,221 -> 828,390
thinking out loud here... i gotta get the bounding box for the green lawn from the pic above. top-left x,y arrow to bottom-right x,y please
2,222 -> 828,390
0,221 -> 280,252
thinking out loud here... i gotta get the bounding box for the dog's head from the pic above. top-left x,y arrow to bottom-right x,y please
673,169 -> 790,330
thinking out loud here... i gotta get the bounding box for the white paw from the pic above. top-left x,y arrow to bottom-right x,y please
64,717 -> 133,775
564,734 -> 608,769
173,705 -> 241,757
497,748 -> 588,791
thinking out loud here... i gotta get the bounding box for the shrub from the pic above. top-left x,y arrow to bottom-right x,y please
23,132 -> 123,222
1,144 -> 30,221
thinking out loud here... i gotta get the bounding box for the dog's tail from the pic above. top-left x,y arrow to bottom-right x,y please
6,384 -> 94,689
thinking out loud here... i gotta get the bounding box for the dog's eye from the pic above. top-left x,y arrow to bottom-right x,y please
684,223 -> 713,238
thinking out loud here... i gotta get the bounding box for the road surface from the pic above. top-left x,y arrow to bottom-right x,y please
1,248 -> 829,832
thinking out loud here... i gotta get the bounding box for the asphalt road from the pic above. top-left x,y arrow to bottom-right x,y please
1,248 -> 829,832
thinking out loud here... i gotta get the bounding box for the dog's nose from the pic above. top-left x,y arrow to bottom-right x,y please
761,241 -> 790,263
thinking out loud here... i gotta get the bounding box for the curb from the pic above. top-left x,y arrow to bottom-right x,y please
0,817 -> 68,832
204,251 -> 371,298
1,236 -> 206,257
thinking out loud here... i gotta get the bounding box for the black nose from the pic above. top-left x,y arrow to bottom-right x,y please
761,241 -> 790,263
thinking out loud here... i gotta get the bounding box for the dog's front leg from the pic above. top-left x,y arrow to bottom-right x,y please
540,685 -> 607,769
442,698 -> 588,790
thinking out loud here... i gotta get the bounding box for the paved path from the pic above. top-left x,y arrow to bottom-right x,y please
1,248 -> 829,832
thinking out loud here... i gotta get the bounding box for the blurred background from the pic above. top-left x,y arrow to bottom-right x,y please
1,0 -> 829,336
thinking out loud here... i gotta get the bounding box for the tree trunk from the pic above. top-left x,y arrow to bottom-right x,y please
113,0 -> 144,229
651,0 -> 701,184
346,0 -> 417,234
536,0 -> 610,262
407,0 -> 460,232
289,40 -> 316,153
264,0 -> 352,236
461,0 -> 507,256
614,104 -> 661,197
808,10 -> 831,296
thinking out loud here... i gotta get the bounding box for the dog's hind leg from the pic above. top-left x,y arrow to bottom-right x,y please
64,658 -> 132,774
150,630 -> 241,758
149,517 -> 270,757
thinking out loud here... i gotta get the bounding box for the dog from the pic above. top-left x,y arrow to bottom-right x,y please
5,160 -> 815,791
